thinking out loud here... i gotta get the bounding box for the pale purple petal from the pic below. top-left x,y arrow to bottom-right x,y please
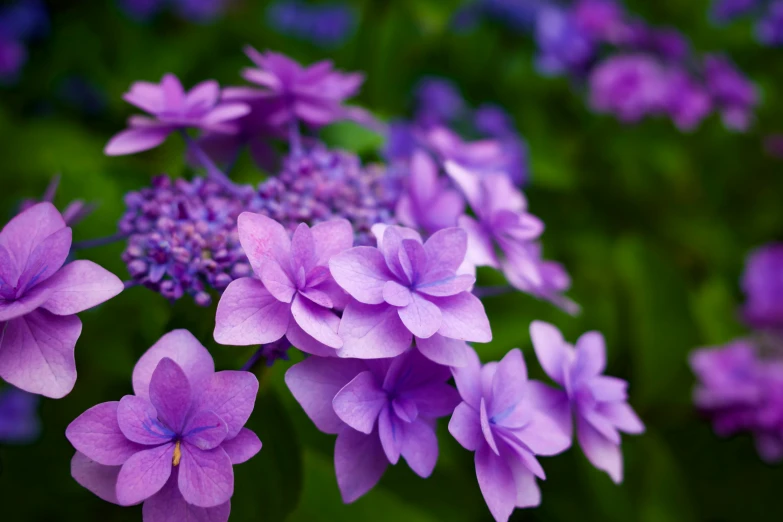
220,428 -> 262,465
444,161 -> 483,210
178,445 -> 234,508
329,247 -> 394,305
286,319 -> 338,357
377,406 -> 401,464
582,409 -> 621,444
291,294 -> 342,349
202,103 -> 251,127
332,371 -> 386,434
597,402 -> 644,434
133,329 -> 214,401
397,293 -> 442,339
116,443 -> 174,506
489,349 -> 526,420
118,395 -> 175,445
475,444 -> 516,522
400,418 -> 438,478
236,212 -> 290,274
480,398 -> 500,455
506,456 -> 541,509
416,273 -> 475,297
184,80 -> 219,111
527,381 -> 572,440
423,227 -> 468,276
71,452 -> 121,505
191,370 -> 259,440
406,382 -> 460,418
433,293 -> 492,343
285,357 -> 367,434
66,401 -> 144,465
451,345 -> 483,408
378,226 -> 422,281
184,411 -> 228,451
105,127 -> 171,156
290,223 -> 316,274
513,410 -> 572,456
39,260 -> 123,315
214,278 -> 290,346
0,203 -> 66,280
458,215 -> 499,268
337,301 -> 412,359
0,310 -> 81,398
149,358 -> 192,434
416,334 -> 472,367
335,426 -> 388,503
260,260 -> 295,304
573,331 -> 607,381
311,219 -> 354,266
143,472 -> 231,522
589,376 -> 628,402
299,287 -> 333,308
399,239 -> 427,284
449,402 -> 483,451
576,415 -> 623,483
0,283 -> 54,322
529,321 -> 569,386
382,280 -> 411,307
16,227 -> 72,293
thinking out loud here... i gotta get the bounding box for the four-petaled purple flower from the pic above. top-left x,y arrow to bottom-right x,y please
0,203 -> 124,398
529,321 -> 644,483
395,149 -> 465,235
330,224 -> 491,366
214,214 -> 353,356
241,46 -> 364,127
285,349 -> 460,503
448,347 -> 571,522
66,329 -> 262,522
104,74 -> 251,155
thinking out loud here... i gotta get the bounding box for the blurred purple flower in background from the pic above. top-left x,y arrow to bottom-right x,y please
757,1 -> 783,45
704,55 -> 759,131
0,0 -> 48,84
711,0 -> 759,23
741,243 -> 783,330
0,386 -> 40,443
266,1 -> 356,48
119,0 -> 232,23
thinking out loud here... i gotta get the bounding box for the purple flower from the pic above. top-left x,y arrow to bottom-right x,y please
174,0 -> 230,23
741,243 -> 783,330
530,321 -> 644,483
214,214 -> 353,356
474,105 -> 529,185
664,68 -> 712,132
0,38 -> 26,84
448,348 -> 571,522
285,349 -> 460,502
395,150 -> 465,235
329,224 -> 491,366
414,77 -> 465,127
104,74 -> 250,156
66,329 -> 262,521
535,7 -> 595,77
711,0 -> 759,23
703,55 -> 758,131
0,386 -> 40,443
588,54 -> 669,123
0,203 -> 123,398
266,1 -> 357,48
571,0 -> 626,42
757,1 -> 783,46
423,126 -> 510,174
241,47 -> 364,127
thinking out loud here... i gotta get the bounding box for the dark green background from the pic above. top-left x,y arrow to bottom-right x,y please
1,0 -> 781,520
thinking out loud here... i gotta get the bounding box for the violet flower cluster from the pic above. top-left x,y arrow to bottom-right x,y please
691,243 -> 783,461
711,0 -> 783,46
266,0 -> 356,48
0,0 -> 47,84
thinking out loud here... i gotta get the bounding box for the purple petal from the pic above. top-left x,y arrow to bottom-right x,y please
378,406 -> 401,464
286,319 -> 338,357
15,227 -> 72,293
529,321 -> 569,386
480,398 -> 500,455
260,260 -> 295,304
458,215 -> 499,268
66,401 -> 144,465
449,402 -> 483,451
335,426 -> 388,503
399,239 -> 427,284
0,310 -> 81,398
71,452 -> 122,505
406,382 -> 460,418
589,376 -> 628,402
285,357 -> 367,434
116,443 -> 174,506
329,247 -> 394,305
184,411 -> 228,451
332,371 -> 386,434
39,260 -> 123,315
299,287 -> 333,308
582,409 -> 621,444
451,345 -> 483,408
392,397 -> 419,422
398,293 -> 442,339
0,283 -> 54,322
220,428 -> 262,465
527,381 -> 572,440
512,410 -> 572,456
576,415 -> 623,483
433,292 -> 492,343
416,273 -> 475,297
423,227 -> 468,276
400,418 -> 438,478
133,330 -> 214,401
596,402 -> 644,434
149,358 -> 192,434
236,212 -> 290,275
378,226 -> 422,281
0,203 -> 66,286
573,331 -> 606,381
214,278 -> 290,346
311,219 -> 354,266
291,293 -> 342,349
475,444 -> 517,522
118,395 -> 175,445
382,280 -> 411,307
203,103 -> 251,127
104,127 -> 171,155
291,223 -> 316,274
191,370 -> 259,440
416,334 -> 471,367
178,446 -> 234,508
489,349 -> 526,420
506,456 -> 541,509
143,472 -> 231,522
184,80 -> 219,111
337,301 -> 412,359
444,161 -> 483,211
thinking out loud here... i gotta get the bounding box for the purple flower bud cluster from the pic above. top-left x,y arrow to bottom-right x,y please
266,0 -> 356,48
0,0 -> 48,85
691,243 -> 783,461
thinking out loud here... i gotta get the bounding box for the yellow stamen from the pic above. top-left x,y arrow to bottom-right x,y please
173,441 -> 182,467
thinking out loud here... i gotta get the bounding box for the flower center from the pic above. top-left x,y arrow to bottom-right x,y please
172,440 -> 182,466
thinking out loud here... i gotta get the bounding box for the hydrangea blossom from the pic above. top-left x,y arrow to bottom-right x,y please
266,0 -> 356,48
285,349 -> 459,502
214,214 -> 353,356
0,203 -> 123,398
66,330 -> 262,522
529,321 -> 644,483
329,224 -> 491,366
740,243 -> 783,330
449,347 -> 571,522
0,386 -> 40,443
104,74 -> 250,156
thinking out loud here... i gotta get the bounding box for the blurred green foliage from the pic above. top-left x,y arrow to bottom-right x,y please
1,0 -> 783,520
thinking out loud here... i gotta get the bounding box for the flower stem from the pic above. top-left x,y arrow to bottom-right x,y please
289,119 -> 302,156
473,285 -> 514,299
71,232 -> 129,250
179,130 -> 239,193
240,347 -> 265,372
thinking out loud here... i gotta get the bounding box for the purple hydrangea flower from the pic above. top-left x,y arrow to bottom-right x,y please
414,77 -> 465,127
703,55 -> 758,131
535,6 -> 595,77
285,349 -> 460,502
757,1 -> 783,46
741,243 -> 783,330
266,1 -> 357,48
570,0 -> 626,42
241,47 -> 364,127
329,224 -> 491,366
214,214 -> 353,356
473,105 -> 529,185
530,321 -> 644,483
448,347 -> 571,522
395,150 -> 465,235
0,203 -> 124,398
588,54 -> 669,123
104,74 -> 250,156
0,386 -> 40,443
665,68 -> 713,131
66,329 -> 262,521
711,0 -> 759,23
